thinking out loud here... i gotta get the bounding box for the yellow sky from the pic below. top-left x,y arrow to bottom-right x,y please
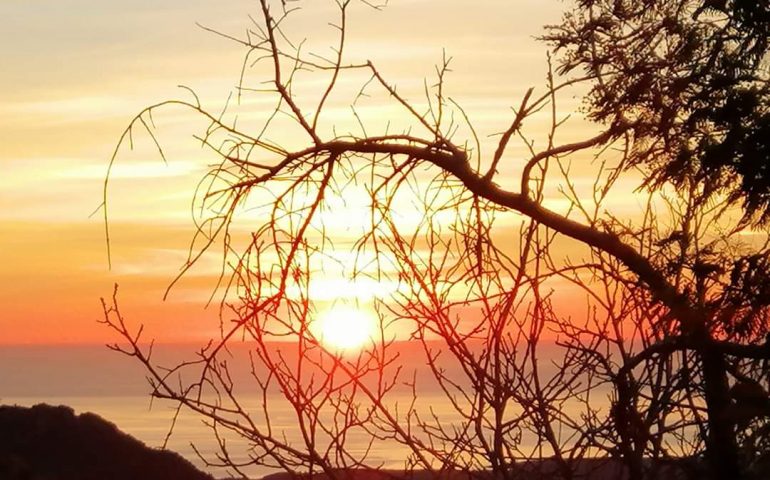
0,0 -> 627,345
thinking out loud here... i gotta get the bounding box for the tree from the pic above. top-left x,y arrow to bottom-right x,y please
545,1 -> 770,476
546,0 -> 770,222
101,1 -> 770,479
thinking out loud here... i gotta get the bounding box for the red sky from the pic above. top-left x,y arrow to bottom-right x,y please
0,0 -> 642,345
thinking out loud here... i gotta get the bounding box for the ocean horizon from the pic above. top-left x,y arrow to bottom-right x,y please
1,343 -> 608,478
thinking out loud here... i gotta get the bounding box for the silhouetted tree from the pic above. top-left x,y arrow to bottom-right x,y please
546,0 -> 770,223
545,1 -> 770,477
102,1 -> 770,479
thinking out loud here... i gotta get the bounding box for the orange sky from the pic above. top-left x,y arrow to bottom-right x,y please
0,0 -> 641,345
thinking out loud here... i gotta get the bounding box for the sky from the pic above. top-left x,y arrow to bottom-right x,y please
0,0 -> 607,345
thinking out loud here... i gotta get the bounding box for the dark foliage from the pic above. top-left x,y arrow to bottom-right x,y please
547,0 -> 770,223
0,404 -> 213,480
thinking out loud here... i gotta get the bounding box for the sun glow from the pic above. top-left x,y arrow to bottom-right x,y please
315,306 -> 377,351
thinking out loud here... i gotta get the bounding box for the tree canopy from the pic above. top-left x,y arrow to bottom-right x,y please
103,1 -> 770,479
547,0 -> 770,223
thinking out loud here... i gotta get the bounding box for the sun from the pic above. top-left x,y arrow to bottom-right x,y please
315,306 -> 376,351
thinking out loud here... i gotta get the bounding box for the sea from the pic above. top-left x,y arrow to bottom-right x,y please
0,343 -> 608,479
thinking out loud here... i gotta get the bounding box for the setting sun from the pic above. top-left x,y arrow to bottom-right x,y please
315,306 -> 377,351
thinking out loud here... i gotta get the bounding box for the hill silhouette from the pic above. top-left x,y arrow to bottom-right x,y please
0,404 -> 214,480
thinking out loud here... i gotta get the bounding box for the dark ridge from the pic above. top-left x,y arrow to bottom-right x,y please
0,404 -> 214,480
